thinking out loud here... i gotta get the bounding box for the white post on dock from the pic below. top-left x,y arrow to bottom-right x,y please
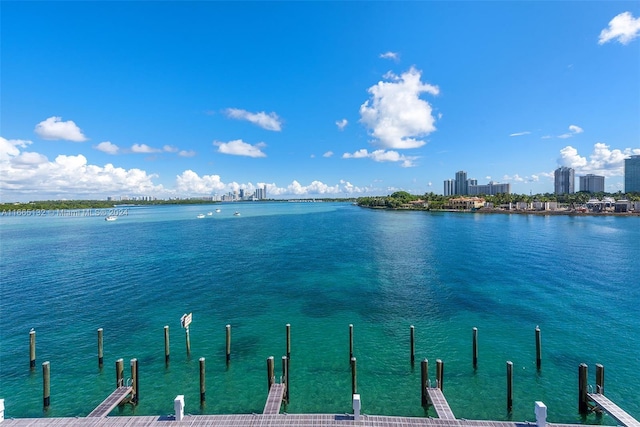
535,401 -> 547,427
174,395 -> 185,421
353,394 -> 361,421
0,398 -> 5,423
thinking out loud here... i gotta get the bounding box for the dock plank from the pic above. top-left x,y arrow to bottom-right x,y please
87,386 -> 133,418
263,383 -> 285,414
426,387 -> 456,420
588,393 -> 640,427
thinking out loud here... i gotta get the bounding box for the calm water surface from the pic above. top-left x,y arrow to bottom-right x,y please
1,202 -> 638,423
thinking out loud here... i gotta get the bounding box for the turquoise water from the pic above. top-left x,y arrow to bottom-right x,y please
1,202 -> 638,423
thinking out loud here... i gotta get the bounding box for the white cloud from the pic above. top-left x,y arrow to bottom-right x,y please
509,131 -> 530,137
34,116 -> 88,142
360,67 -> 439,149
558,124 -> 584,139
0,137 -> 163,197
95,141 -> 120,155
599,11 -> 640,45
502,174 -> 539,183
380,51 -> 400,61
342,148 -> 417,167
178,150 -> 196,157
323,151 -> 334,158
335,119 -> 348,131
558,143 -> 640,176
214,139 -> 267,158
130,143 -> 161,153
174,170 -> 368,197
163,145 -> 178,153
225,108 -> 282,131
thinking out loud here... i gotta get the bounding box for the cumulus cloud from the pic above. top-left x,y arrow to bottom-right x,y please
323,151 -> 334,158
163,145 -> 178,153
178,150 -> 196,157
0,136 -> 163,197
335,119 -> 348,130
95,141 -> 120,155
214,139 -> 267,158
34,116 -> 88,142
130,143 -> 161,153
558,124 -> 584,139
502,174 -> 539,183
509,131 -> 530,137
598,11 -> 640,45
174,170 -> 367,197
342,148 -> 417,167
360,67 -> 439,150
558,143 -> 640,176
380,51 -> 400,61
225,108 -> 282,131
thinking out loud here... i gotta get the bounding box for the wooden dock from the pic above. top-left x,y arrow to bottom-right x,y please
263,383 -> 285,414
86,386 -> 133,418
425,387 -> 456,420
588,393 -> 640,427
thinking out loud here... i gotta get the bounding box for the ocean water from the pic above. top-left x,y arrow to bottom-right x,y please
0,202 -> 638,424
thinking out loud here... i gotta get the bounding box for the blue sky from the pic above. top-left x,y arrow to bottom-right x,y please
1,1 -> 639,201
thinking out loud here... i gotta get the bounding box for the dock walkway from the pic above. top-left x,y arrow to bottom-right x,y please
86,387 -> 133,418
263,383 -> 285,414
426,387 -> 456,420
588,393 -> 640,427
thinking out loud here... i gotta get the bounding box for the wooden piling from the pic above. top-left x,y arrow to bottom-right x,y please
116,358 -> 124,388
267,356 -> 275,391
164,326 -> 170,365
535,326 -> 542,370
285,355 -> 290,402
199,357 -> 206,405
410,325 -> 415,365
286,323 -> 291,359
436,359 -> 443,391
349,324 -> 354,360
472,327 -> 478,369
130,358 -> 139,404
578,363 -> 588,414
506,361 -> 513,412
595,363 -> 604,394
226,324 -> 231,363
97,328 -> 104,369
282,356 -> 288,404
185,327 -> 191,356
30,330 -> 36,369
42,361 -> 50,409
351,356 -> 357,395
420,359 -> 428,406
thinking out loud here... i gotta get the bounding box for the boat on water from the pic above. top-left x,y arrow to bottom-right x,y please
105,215 -> 118,221
207,212 -> 213,216
196,214 -> 205,219
215,208 -> 221,213
233,211 -> 240,216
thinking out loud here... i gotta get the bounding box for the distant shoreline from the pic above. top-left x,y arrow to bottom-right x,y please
359,205 -> 640,216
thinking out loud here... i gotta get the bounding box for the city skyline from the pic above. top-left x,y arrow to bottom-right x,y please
2,2 -> 640,202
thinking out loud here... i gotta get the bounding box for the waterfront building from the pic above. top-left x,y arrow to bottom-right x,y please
455,171 -> 468,195
579,174 -> 604,193
625,155 -> 640,193
448,197 -> 485,210
443,179 -> 455,196
554,167 -> 575,195
468,181 -> 511,195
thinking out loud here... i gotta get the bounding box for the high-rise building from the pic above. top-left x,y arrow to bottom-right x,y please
554,167 -> 575,195
468,181 -> 511,195
443,179 -> 455,196
625,155 -> 640,193
579,174 -> 604,193
455,171 -> 468,195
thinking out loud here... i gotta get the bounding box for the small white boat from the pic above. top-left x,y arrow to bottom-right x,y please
233,211 -> 240,216
105,215 -> 117,221
207,212 -> 213,216
196,214 -> 205,219
215,208 -> 221,213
